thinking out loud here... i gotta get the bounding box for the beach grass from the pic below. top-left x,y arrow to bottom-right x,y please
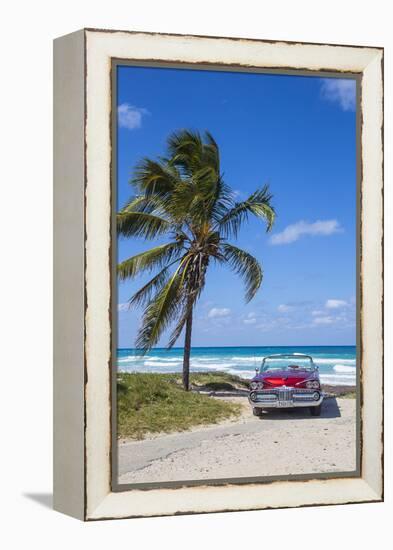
117,372 -> 244,440
334,390 -> 356,399
323,385 -> 356,398
186,371 -> 250,391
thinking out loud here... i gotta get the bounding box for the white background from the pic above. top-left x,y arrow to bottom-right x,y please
0,1 -> 391,548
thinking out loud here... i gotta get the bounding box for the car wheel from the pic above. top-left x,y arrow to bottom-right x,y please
310,404 -> 322,416
253,408 -> 263,417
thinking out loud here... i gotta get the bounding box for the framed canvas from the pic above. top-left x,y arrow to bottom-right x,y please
53,28 -> 384,521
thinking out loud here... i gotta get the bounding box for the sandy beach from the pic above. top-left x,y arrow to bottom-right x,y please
118,393 -> 356,484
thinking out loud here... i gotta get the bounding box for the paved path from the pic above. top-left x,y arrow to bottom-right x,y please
118,397 -> 356,484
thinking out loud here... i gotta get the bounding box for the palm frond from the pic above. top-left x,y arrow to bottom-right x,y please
135,262 -> 185,351
132,158 -> 181,198
117,242 -> 184,281
121,194 -> 166,216
166,305 -> 190,348
117,211 -> 171,239
167,130 -> 204,177
217,185 -> 275,238
164,180 -> 196,222
221,243 -> 263,302
203,130 -> 220,174
165,256 -> 197,348
128,263 -> 175,308
209,176 -> 235,222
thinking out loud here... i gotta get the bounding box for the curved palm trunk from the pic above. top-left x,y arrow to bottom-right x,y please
182,310 -> 193,391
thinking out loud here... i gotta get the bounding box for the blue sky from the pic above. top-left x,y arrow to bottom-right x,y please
116,65 -> 357,348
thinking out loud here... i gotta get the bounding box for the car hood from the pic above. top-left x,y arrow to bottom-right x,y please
253,369 -> 316,387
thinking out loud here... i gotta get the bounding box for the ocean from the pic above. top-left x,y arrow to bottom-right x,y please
117,345 -> 357,386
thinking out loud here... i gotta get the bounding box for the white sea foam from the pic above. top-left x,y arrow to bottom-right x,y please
144,360 -> 182,367
118,355 -> 165,363
146,357 -> 183,363
190,357 -> 220,362
333,364 -> 356,373
315,358 -> 356,365
191,362 -> 235,370
320,374 -> 356,386
117,356 -> 141,363
231,356 -> 265,362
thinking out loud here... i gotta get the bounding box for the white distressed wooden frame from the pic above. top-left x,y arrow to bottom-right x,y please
53,28 -> 383,521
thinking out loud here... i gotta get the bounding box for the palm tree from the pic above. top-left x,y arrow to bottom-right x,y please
117,130 -> 275,390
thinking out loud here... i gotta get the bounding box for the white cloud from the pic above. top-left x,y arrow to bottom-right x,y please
278,304 -> 294,313
244,318 -> 256,325
313,316 -> 335,325
270,219 -> 342,245
118,303 -> 129,312
320,79 -> 356,111
118,103 -> 149,130
311,310 -> 324,316
256,321 -> 275,331
243,312 -> 257,324
208,307 -> 231,319
325,299 -> 348,309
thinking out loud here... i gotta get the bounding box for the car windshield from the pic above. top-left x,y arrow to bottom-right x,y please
261,355 -> 315,372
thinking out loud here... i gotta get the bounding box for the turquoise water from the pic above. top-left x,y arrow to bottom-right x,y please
117,345 -> 357,386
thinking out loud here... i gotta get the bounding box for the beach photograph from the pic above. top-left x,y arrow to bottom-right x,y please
114,64 -> 357,486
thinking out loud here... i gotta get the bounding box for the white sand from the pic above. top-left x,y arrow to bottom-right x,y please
119,396 -> 356,484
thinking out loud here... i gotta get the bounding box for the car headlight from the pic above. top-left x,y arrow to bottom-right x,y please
250,382 -> 258,390
306,380 -> 320,389
256,382 -> 264,390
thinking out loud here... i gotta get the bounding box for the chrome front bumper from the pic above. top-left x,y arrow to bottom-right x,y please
249,387 -> 324,409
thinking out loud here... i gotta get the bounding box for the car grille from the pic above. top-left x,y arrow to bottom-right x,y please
251,387 -> 319,403
292,390 -> 318,402
278,388 -> 292,401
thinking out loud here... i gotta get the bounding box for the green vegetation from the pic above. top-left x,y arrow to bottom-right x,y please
117,130 -> 275,390
186,371 -> 249,391
333,390 -> 356,399
117,372 -> 244,440
323,385 -> 356,399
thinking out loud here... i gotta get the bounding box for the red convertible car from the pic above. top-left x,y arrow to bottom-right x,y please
249,353 -> 324,417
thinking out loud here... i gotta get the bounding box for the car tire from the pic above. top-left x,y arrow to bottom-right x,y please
253,408 -> 263,417
310,404 -> 322,416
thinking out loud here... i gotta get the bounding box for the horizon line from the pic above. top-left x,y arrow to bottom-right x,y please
117,344 -> 356,350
